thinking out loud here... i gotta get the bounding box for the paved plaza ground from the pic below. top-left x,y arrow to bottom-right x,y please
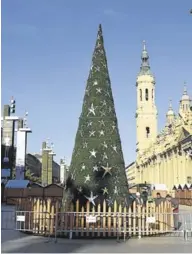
1,205 -> 192,253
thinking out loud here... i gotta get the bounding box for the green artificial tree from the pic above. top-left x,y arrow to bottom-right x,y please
66,24 -> 128,206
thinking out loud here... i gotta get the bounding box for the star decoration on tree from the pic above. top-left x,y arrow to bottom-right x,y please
84,191 -> 98,206
102,163 -> 112,178
112,145 -> 118,153
101,100 -> 107,107
99,120 -> 105,126
100,111 -> 106,117
89,149 -> 97,158
84,174 -> 90,183
94,66 -> 100,72
93,165 -> 99,172
87,121 -> 93,127
102,141 -> 108,149
106,197 -> 113,206
82,142 -> 88,148
96,88 -> 102,94
87,103 -> 96,116
112,124 -> 116,132
105,91 -> 110,97
81,163 -> 86,171
79,129 -> 83,137
108,106 -> 112,113
99,130 -> 104,136
89,130 -> 95,137
102,152 -> 108,160
102,187 -> 108,195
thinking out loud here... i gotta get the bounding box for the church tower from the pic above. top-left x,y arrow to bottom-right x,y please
136,41 -> 158,156
179,83 -> 191,118
166,100 -> 175,125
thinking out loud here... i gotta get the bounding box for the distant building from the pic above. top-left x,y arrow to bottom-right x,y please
126,42 -> 192,190
27,153 -> 60,183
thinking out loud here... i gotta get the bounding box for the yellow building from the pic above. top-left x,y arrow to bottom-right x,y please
126,42 -> 192,191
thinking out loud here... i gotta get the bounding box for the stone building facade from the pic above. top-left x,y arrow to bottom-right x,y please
126,42 -> 192,191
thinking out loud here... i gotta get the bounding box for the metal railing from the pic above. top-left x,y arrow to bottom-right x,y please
1,210 -> 192,242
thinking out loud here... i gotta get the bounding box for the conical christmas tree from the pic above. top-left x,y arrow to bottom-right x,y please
67,24 -> 128,206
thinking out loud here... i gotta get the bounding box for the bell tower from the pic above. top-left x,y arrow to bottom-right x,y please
179,83 -> 191,118
136,41 -> 158,156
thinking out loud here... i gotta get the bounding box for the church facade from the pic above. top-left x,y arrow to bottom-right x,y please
126,42 -> 192,191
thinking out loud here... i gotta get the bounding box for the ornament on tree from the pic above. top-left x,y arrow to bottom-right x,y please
85,88 -> 90,96
106,197 -> 113,206
100,111 -> 106,117
108,106 -> 112,113
87,121 -> 93,127
102,152 -> 108,161
105,91 -> 110,97
101,100 -> 107,107
102,187 -> 108,195
102,163 -> 112,178
93,80 -> 98,86
84,191 -> 98,206
81,164 -> 86,171
89,149 -> 97,158
87,103 -> 96,116
99,119 -> 105,126
102,141 -> 108,149
112,145 -> 118,153
93,165 -> 99,172
84,174 -> 91,183
99,130 -> 104,136
95,66 -> 100,72
96,88 -> 102,94
82,142 -> 88,148
89,130 -> 95,137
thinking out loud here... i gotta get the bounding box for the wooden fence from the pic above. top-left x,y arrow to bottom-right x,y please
175,190 -> 192,206
17,197 -> 174,238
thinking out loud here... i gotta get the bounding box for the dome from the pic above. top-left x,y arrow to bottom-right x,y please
181,94 -> 190,101
181,84 -> 190,101
166,100 -> 175,116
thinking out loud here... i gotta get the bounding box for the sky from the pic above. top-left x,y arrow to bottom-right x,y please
1,0 -> 192,165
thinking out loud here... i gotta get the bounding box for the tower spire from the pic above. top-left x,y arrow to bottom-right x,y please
139,40 -> 152,76
183,81 -> 187,95
169,99 -> 173,110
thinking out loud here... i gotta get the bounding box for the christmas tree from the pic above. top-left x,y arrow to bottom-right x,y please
66,24 -> 128,206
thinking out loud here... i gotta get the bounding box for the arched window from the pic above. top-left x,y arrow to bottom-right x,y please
145,89 -> 149,101
146,127 -> 150,138
183,105 -> 185,111
152,89 -> 154,100
140,89 -> 142,101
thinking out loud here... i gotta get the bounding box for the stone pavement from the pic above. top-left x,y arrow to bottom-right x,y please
1,204 -> 192,253
1,233 -> 192,253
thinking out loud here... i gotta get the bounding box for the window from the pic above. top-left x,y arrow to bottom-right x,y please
145,89 -> 149,101
140,89 -> 142,101
152,89 -> 154,100
146,127 -> 150,138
